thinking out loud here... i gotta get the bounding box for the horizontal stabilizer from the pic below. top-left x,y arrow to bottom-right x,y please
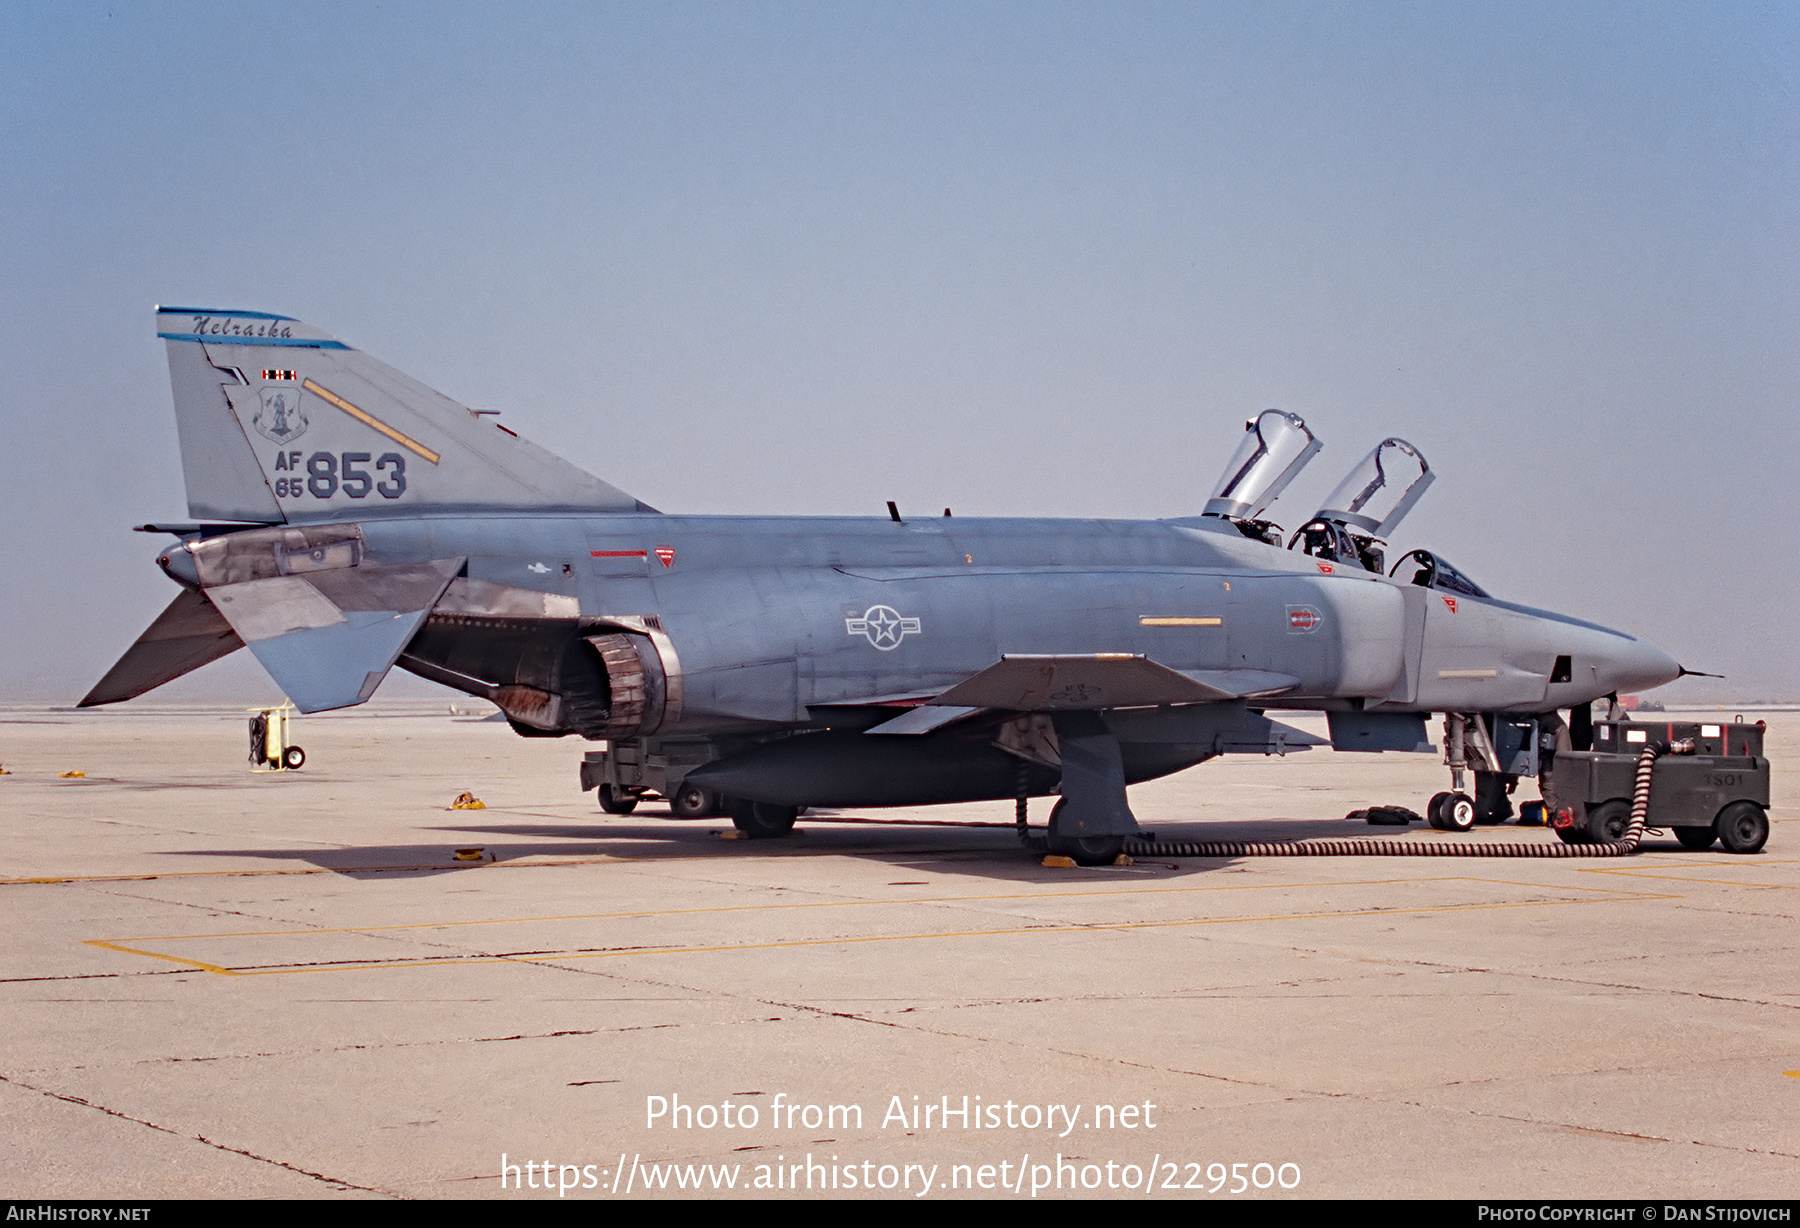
208,558 -> 462,712
79,588 -> 245,707
929,655 -> 1298,712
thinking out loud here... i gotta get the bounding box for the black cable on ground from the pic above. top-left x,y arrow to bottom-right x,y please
1024,741 -> 1690,860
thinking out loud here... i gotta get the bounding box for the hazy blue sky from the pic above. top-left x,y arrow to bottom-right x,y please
2,2 -> 1794,702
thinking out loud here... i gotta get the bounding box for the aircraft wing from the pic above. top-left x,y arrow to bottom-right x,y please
861,656 -> 1298,734
927,654 -> 1297,711
206,558 -> 464,712
79,587 -> 245,707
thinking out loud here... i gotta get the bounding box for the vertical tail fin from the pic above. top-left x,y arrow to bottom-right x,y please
156,307 -> 653,522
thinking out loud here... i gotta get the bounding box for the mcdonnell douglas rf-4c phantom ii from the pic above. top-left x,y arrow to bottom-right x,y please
84,308 -> 1684,863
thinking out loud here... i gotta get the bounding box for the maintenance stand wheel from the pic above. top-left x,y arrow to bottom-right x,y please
282,745 -> 305,770
1585,798 -> 1632,844
1715,801 -> 1769,855
1673,826 -> 1718,851
728,798 -> 799,839
597,784 -> 639,815
1045,798 -> 1127,866
669,782 -> 718,818
1429,791 -> 1476,832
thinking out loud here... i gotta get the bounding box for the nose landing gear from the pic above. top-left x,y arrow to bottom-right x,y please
1427,791 -> 1476,831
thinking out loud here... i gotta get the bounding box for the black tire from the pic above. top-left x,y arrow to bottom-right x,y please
281,745 -> 305,770
1585,798 -> 1632,844
729,798 -> 798,839
1435,792 -> 1476,832
1045,798 -> 1127,866
1554,824 -> 1587,844
1715,802 -> 1769,855
1426,791 -> 1452,831
1673,825 -> 1717,851
669,781 -> 718,818
597,784 -> 639,815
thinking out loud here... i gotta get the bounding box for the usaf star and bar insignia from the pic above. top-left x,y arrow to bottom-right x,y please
846,605 -> 922,651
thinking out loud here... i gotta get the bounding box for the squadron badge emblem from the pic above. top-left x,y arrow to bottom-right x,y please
253,386 -> 309,443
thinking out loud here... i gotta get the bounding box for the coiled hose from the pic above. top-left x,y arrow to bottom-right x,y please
1024,740 -> 1692,860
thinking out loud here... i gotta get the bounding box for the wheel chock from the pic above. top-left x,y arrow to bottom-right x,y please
449,792 -> 485,810
1041,854 -> 1076,868
453,847 -> 486,862
1349,806 -> 1419,825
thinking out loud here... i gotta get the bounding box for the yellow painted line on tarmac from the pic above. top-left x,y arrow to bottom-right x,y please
1575,860 -> 1800,890
88,888 -> 1674,979
1579,871 -> 1798,890
85,939 -> 241,976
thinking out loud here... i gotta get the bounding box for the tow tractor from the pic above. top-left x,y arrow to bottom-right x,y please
1550,717 -> 1770,853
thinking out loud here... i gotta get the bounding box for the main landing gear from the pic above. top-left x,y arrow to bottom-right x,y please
1045,798 -> 1127,866
727,798 -> 799,839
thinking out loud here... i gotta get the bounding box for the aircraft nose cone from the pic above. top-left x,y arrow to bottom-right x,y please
1603,636 -> 1681,696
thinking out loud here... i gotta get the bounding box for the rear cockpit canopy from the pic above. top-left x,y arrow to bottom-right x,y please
1288,437 -> 1435,574
1312,438 -> 1433,537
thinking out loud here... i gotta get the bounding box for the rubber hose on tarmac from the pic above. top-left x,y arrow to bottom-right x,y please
1025,741 -> 1691,860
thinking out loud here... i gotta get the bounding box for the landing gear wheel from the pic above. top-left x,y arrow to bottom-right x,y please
1674,825 -> 1718,851
1427,791 -> 1453,830
281,745 -> 305,770
669,782 -> 718,818
597,784 -> 639,815
1715,802 -> 1769,855
1431,792 -> 1475,832
1585,798 -> 1632,844
728,798 -> 798,839
1045,798 -> 1127,866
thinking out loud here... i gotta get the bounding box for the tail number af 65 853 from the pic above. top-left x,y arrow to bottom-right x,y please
271,451 -> 407,499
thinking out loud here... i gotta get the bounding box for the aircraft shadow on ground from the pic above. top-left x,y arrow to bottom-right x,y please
170,811 -> 1467,882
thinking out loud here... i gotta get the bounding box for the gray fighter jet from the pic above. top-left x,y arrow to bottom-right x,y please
84,309 -> 1682,861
